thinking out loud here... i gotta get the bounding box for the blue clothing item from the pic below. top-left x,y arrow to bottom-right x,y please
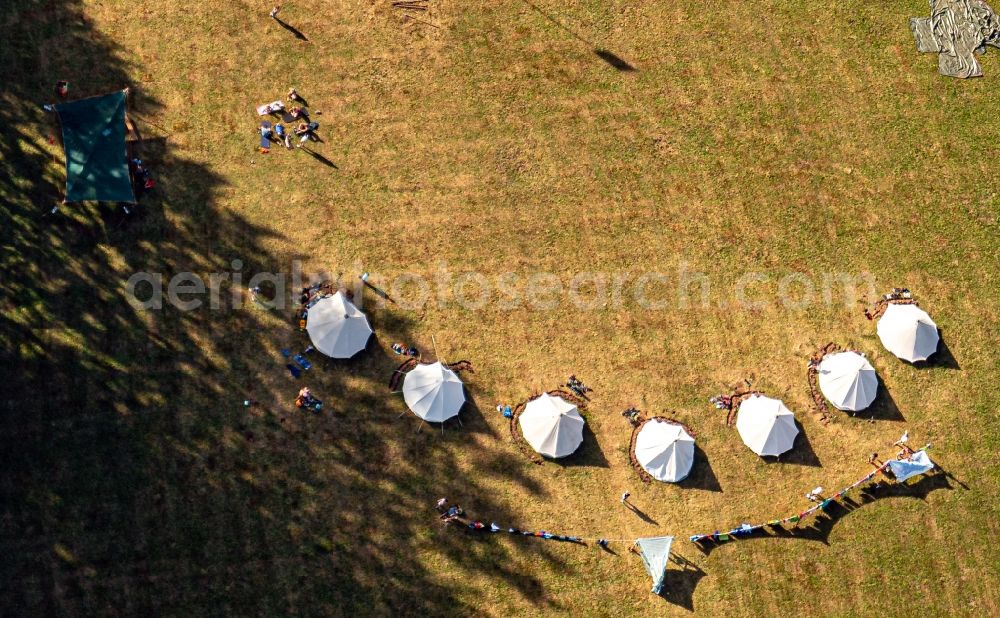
274,123 -> 286,136
888,451 -> 934,481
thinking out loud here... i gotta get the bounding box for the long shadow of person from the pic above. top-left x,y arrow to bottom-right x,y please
593,49 -> 636,72
598,543 -> 618,556
274,17 -> 308,41
298,146 -> 338,169
624,501 -> 658,525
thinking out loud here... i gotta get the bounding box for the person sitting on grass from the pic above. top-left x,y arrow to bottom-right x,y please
274,123 -> 291,148
295,121 -> 320,146
622,407 -> 641,425
295,386 -> 322,412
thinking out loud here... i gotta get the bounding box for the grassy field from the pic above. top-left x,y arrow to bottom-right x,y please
1,0 -> 999,615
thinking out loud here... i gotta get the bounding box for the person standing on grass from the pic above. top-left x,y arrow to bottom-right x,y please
269,5 -> 281,19
805,486 -> 824,502
868,452 -> 883,471
621,491 -> 631,505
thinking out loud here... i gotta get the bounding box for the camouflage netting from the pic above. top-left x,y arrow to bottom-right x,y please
910,0 -> 1000,78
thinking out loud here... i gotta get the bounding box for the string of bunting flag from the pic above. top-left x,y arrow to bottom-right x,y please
439,442 -> 938,596
452,520 -> 637,544
439,442 -> 937,554
687,444 -> 935,544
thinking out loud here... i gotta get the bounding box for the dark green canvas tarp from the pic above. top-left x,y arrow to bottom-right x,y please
55,90 -> 135,203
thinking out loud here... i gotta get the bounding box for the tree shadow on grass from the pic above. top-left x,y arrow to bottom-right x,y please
693,472 -> 955,557
0,1 -> 548,614
455,395 -> 500,438
449,531 -> 565,609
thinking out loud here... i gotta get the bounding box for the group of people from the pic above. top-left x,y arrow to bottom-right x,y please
259,88 -> 321,153
709,380 -> 761,425
883,287 -> 913,301
436,498 -> 464,523
297,283 -> 335,330
866,431 -> 917,474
